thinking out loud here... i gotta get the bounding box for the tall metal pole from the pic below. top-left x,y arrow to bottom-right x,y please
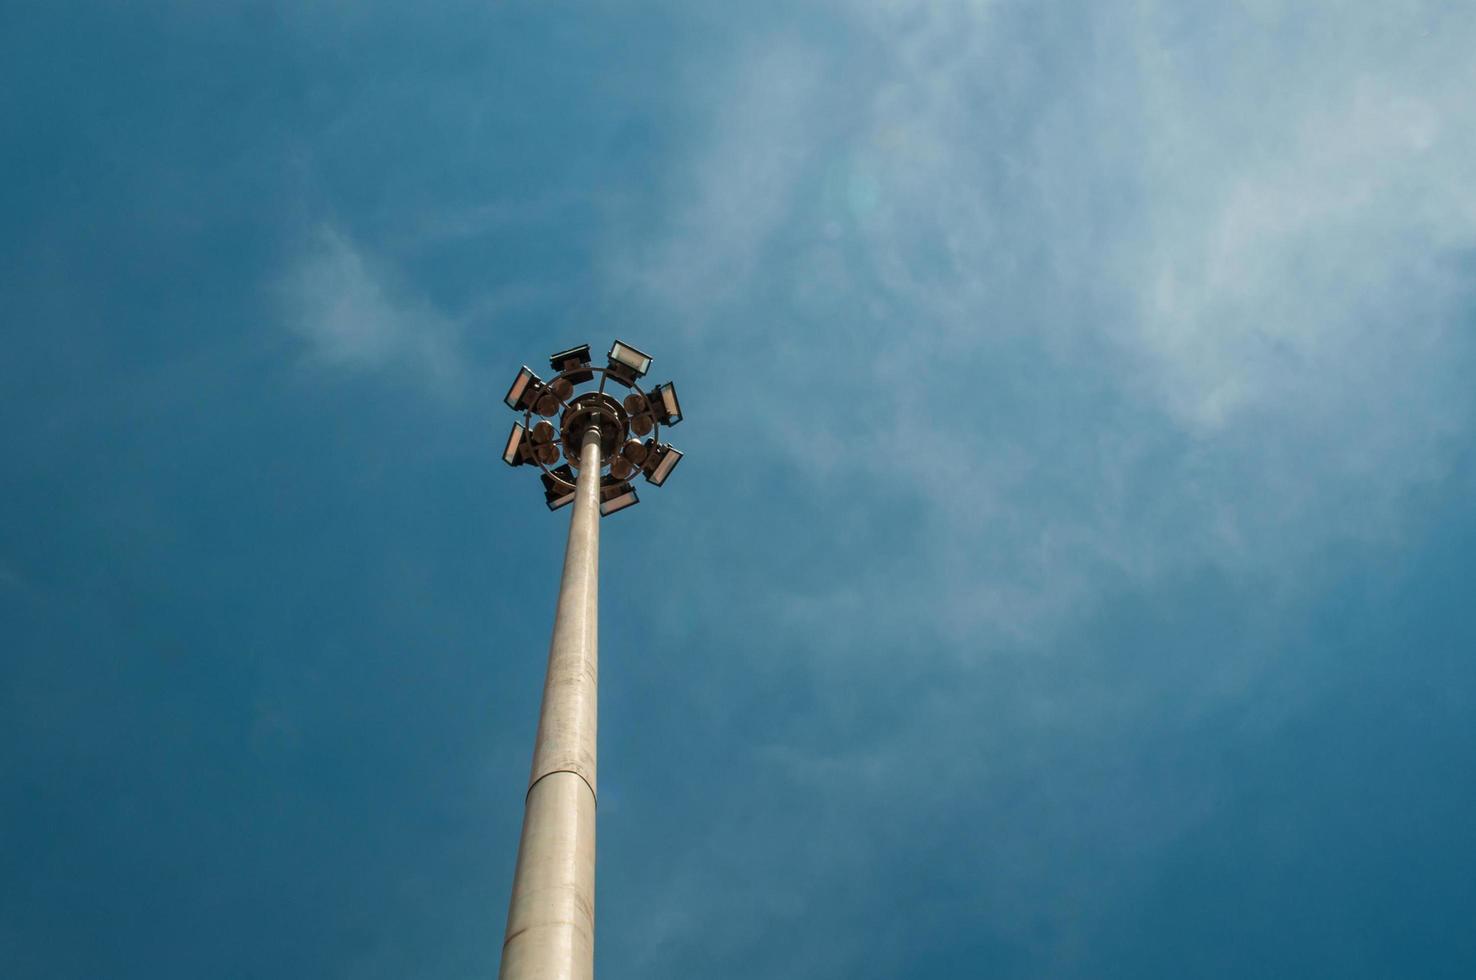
499,426 -> 601,980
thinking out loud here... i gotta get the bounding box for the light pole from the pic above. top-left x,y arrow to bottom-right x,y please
496,341 -> 685,980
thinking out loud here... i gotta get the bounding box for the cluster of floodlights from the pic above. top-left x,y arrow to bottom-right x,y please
501,341 -> 684,516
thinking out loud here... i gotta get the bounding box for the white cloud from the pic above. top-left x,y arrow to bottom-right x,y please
611,13 -> 1476,964
605,40 -> 825,327
628,1 -> 1476,642
278,226 -> 466,391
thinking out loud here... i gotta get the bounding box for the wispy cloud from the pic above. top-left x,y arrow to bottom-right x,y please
278,226 -> 466,392
599,7 -> 1476,972
605,40 -> 826,327
627,1 -> 1476,641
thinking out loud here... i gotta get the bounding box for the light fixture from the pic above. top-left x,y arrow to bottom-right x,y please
599,478 -> 640,516
549,344 -> 594,383
641,442 -> 683,487
606,340 -> 652,387
649,382 -> 682,427
504,366 -> 544,411
541,465 -> 577,511
502,340 -> 685,516
503,422 -> 531,466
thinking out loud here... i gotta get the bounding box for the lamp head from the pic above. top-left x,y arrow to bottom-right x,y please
649,382 -> 683,427
641,442 -> 684,487
502,422 -> 531,466
503,366 -> 544,411
549,344 -> 594,384
599,476 -> 640,516
541,465 -> 577,510
606,340 -> 653,387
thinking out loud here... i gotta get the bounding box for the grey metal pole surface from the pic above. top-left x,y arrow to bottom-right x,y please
499,426 -> 601,980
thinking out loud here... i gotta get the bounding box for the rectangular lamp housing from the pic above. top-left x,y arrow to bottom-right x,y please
600,483 -> 640,516
606,340 -> 652,386
541,466 -> 577,510
549,344 -> 594,383
651,382 -> 682,426
504,366 -> 544,410
642,443 -> 684,487
503,422 -> 530,466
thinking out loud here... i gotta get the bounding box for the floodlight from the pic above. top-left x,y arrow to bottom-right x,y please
502,340 -> 685,516
649,382 -> 682,427
502,422 -> 531,466
549,344 -> 594,383
504,366 -> 543,411
641,442 -> 683,487
599,478 -> 639,517
606,340 -> 652,386
541,465 -> 577,511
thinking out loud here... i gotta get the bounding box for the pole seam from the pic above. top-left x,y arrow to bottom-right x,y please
525,767 -> 598,806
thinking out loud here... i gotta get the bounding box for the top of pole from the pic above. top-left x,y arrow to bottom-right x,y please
498,340 -> 686,516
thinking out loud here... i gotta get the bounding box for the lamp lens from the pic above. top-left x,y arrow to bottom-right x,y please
504,367 -> 535,408
502,424 -> 525,464
600,490 -> 639,516
609,341 -> 652,376
650,446 -> 682,485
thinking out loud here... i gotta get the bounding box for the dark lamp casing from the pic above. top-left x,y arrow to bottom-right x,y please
503,422 -> 530,466
650,382 -> 683,426
549,344 -> 594,383
504,366 -> 544,411
541,465 -> 577,510
599,477 -> 640,516
641,442 -> 684,487
606,340 -> 653,386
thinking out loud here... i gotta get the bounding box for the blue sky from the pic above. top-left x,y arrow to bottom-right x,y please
4,1 -> 1476,977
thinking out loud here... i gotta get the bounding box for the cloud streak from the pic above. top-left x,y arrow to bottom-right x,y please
625,0 -> 1476,639
278,226 -> 466,392
592,5 -> 1476,974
